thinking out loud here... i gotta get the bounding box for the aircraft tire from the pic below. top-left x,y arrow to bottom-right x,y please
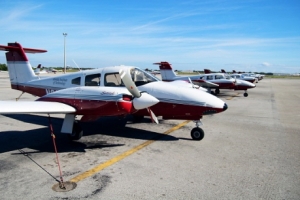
191,127 -> 205,141
68,121 -> 83,140
244,93 -> 248,97
215,88 -> 220,94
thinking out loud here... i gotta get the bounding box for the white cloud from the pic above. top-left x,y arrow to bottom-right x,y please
262,62 -> 271,67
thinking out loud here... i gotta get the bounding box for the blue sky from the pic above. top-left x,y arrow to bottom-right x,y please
0,0 -> 299,73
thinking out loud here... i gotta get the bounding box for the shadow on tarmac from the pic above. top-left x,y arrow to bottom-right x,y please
0,114 -> 178,154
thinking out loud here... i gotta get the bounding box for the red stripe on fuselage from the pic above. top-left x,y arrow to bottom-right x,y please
11,84 -> 47,97
135,102 -> 224,120
38,97 -> 133,116
215,82 -> 235,89
234,85 -> 255,90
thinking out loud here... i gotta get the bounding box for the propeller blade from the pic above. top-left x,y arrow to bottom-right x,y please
133,93 -> 159,110
119,69 -> 141,98
147,108 -> 159,124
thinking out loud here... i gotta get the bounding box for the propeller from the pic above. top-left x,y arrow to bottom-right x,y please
119,69 -> 159,124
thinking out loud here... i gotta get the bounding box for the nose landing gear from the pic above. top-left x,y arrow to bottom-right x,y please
243,91 -> 248,97
191,120 -> 205,141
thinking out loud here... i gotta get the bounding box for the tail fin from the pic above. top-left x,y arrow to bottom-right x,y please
232,70 -> 236,73
221,69 -> 226,73
153,61 -> 177,81
204,69 -> 211,74
0,42 -> 47,84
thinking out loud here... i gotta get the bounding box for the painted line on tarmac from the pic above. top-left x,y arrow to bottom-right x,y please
69,120 -> 191,183
226,93 -> 240,100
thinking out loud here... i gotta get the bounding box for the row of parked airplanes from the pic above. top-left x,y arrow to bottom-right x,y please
0,42 -> 263,141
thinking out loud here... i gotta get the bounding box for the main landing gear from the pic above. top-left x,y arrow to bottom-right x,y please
190,120 -> 205,141
215,88 -> 220,95
68,121 -> 83,140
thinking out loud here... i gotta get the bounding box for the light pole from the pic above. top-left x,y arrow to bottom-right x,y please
63,33 -> 67,73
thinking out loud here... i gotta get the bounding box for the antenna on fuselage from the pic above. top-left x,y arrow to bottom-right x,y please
72,59 -> 81,71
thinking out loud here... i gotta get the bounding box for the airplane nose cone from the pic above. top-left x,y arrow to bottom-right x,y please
223,103 -> 228,111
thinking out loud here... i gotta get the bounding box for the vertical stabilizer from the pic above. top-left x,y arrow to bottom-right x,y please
0,42 -> 47,85
204,69 -> 211,74
153,61 -> 177,81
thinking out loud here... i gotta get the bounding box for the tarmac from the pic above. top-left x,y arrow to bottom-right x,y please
0,71 -> 299,199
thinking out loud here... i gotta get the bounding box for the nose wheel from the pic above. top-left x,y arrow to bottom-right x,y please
191,127 -> 205,141
243,92 -> 248,97
191,120 -> 205,141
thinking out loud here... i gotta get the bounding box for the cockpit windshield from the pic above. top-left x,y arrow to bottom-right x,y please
130,68 -> 159,86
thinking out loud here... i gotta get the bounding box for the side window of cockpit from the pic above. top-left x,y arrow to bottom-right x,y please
206,75 -> 213,80
85,73 -> 101,86
215,75 -> 223,79
105,73 -> 123,87
72,77 -> 81,85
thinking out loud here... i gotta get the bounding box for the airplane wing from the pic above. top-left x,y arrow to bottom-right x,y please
191,80 -> 219,88
0,101 -> 76,114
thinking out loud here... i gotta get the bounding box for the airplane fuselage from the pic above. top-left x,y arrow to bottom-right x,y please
11,66 -> 227,121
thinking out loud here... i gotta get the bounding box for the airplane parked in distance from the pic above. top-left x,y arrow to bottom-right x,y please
231,70 -> 264,81
156,62 -> 255,97
203,69 -> 256,97
34,64 -> 48,75
48,67 -> 63,74
0,42 -> 228,141
221,69 -> 257,83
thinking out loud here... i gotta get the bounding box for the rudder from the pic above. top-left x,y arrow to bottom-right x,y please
153,61 -> 177,81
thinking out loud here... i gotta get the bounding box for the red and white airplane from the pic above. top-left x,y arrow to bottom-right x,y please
0,42 -> 228,141
156,62 -> 255,97
221,69 -> 257,83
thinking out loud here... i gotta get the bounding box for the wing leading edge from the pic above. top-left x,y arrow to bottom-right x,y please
0,101 -> 76,114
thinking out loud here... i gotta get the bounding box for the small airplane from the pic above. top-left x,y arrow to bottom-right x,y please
155,62 -> 255,97
0,42 -> 228,141
203,69 -> 256,97
239,71 -> 264,81
34,64 -> 48,75
48,67 -> 62,74
221,69 -> 257,83
154,62 -> 220,90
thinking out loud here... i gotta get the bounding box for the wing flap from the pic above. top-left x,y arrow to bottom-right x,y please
0,101 -> 76,114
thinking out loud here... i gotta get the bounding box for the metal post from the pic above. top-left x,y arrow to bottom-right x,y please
63,33 -> 67,73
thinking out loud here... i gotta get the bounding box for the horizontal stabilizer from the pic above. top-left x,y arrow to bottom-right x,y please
153,62 -> 172,70
0,44 -> 47,53
0,101 -> 76,114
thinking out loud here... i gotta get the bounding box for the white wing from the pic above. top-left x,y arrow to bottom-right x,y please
192,80 -> 219,88
0,101 -> 76,114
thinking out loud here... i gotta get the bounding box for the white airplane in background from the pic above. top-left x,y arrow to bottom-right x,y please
154,62 -> 220,90
48,67 -> 63,74
156,62 -> 255,97
239,71 -> 264,81
0,42 -> 228,141
221,69 -> 257,83
34,64 -> 48,75
203,69 -> 256,97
